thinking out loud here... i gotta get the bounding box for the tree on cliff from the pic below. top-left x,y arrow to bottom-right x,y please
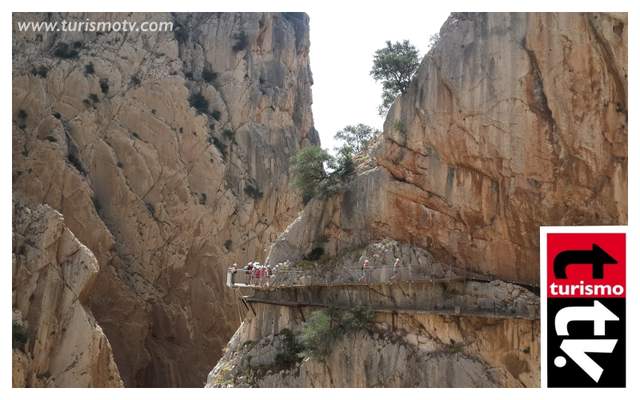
334,124 -> 380,153
370,40 -> 420,116
289,146 -> 349,204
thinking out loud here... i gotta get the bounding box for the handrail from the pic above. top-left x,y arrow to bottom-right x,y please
225,263 -> 519,288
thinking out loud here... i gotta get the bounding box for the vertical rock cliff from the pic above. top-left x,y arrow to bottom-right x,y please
12,12 -> 318,387
12,201 -> 123,388
267,12 -> 627,283
210,12 -> 626,388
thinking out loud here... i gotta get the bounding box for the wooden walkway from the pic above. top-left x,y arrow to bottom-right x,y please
231,276 -> 540,321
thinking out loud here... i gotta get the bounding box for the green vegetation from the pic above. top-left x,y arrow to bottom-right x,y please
444,339 -> 465,354
274,329 -> 304,369
288,146 -> 349,204
99,78 -> 109,94
222,129 -> 235,141
189,93 -> 209,114
289,146 -> 331,202
329,145 -> 355,179
174,26 -> 189,43
297,303 -> 374,361
393,119 -> 407,134
210,136 -> 227,156
211,110 -> 221,121
44,135 -> 57,143
36,371 -> 52,380
88,94 -> 100,103
53,112 -> 61,119
304,247 -> 325,261
244,184 -> 263,200
34,65 -> 49,78
67,154 -> 86,175
232,32 -> 248,52
18,109 -> 27,119
185,72 -> 193,80
12,324 -> 28,352
202,69 -> 217,83
85,62 -> 95,74
370,40 -> 420,116
428,33 -> 440,50
131,75 -> 141,85
334,124 -> 380,153
54,42 -> 80,59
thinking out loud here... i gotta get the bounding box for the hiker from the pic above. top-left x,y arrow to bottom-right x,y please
391,259 -> 400,282
264,266 -> 271,287
230,263 -> 237,285
255,267 -> 262,286
244,262 -> 252,285
252,263 -> 260,286
360,260 -> 369,283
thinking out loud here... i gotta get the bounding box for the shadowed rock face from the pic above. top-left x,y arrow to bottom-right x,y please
13,12 -> 318,387
12,202 -> 123,388
268,12 -> 627,285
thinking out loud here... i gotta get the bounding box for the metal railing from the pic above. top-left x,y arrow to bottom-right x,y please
226,263 -> 465,288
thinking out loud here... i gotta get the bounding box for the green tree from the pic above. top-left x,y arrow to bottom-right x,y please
329,145 -> 355,178
428,33 -> 440,50
334,124 -> 380,153
297,308 -> 342,361
289,146 -> 331,202
289,146 -> 350,204
370,40 -> 420,116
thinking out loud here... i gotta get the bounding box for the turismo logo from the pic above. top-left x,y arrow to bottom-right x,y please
547,233 -> 625,387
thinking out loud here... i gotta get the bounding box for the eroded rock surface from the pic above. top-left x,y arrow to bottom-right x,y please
206,303 -> 539,388
12,201 -> 122,388
267,12 -> 627,285
12,12 -> 317,387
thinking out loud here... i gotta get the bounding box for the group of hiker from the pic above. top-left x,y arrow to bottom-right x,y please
228,262 -> 272,287
229,258 -> 402,287
359,258 -> 401,283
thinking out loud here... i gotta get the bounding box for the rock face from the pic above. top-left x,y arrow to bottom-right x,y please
207,241 -> 540,388
267,12 -> 627,284
12,12 -> 318,387
206,302 -> 540,388
12,201 -> 123,388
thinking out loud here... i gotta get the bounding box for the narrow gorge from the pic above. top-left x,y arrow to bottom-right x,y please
12,12 -> 626,388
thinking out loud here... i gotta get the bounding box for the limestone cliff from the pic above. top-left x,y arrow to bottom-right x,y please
267,12 -> 627,284
12,201 -> 123,388
206,241 -> 540,388
213,11 -> 627,389
12,12 -> 317,387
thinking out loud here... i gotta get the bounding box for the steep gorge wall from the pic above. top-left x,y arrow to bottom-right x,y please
268,12 -> 627,284
12,202 -> 123,388
12,12 -> 318,387
207,301 -> 540,388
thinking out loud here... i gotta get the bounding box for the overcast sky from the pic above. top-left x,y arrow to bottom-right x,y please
307,8 -> 451,153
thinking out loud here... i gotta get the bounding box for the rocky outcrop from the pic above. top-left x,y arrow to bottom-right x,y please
267,12 -> 627,285
12,201 -> 122,388
12,12 -> 318,387
206,303 -> 539,388
207,240 -> 540,388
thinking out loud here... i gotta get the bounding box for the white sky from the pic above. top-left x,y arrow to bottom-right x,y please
307,9 -> 451,153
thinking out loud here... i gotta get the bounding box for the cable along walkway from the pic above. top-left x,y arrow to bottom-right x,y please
227,263 -> 540,322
